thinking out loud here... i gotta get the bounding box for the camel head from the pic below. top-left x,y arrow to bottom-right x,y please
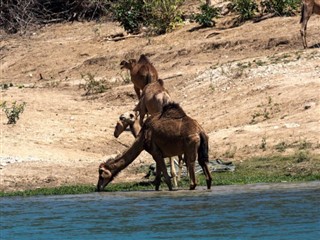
96,162 -> 113,192
114,111 -> 137,138
119,111 -> 136,124
120,59 -> 136,70
114,120 -> 129,138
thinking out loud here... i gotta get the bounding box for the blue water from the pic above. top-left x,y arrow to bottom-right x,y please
1,182 -> 319,240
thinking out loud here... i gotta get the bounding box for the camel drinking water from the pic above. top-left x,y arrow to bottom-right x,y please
300,0 -> 320,48
97,102 -> 212,192
120,54 -> 158,99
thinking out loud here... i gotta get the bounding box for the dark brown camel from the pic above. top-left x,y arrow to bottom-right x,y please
300,0 -> 320,48
97,103 -> 212,191
120,54 -> 158,98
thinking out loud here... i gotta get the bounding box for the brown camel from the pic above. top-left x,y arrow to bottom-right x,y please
114,111 -> 141,138
134,79 -> 171,126
120,54 -> 158,98
113,111 -> 184,187
300,0 -> 320,48
97,102 -> 212,192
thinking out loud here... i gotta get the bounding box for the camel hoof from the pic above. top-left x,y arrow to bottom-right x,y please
189,185 -> 196,190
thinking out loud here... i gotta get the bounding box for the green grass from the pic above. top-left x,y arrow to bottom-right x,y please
1,154 -> 319,197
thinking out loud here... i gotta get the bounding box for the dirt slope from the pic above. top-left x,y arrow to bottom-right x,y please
1,10 -> 319,192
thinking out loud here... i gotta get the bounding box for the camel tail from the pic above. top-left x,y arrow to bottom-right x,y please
198,132 -> 209,165
300,3 -> 305,23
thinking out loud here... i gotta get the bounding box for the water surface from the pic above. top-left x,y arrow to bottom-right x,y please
1,182 -> 319,239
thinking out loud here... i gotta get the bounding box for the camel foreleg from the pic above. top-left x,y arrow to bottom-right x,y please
152,152 -> 173,191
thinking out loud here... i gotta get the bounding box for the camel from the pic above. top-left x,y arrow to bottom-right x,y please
300,0 -> 320,48
120,54 -> 158,99
97,102 -> 212,192
134,79 -> 171,126
113,110 -> 184,187
114,111 -> 141,138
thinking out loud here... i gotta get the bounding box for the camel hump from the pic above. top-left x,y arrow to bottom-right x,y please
160,102 -> 186,119
138,54 -> 151,64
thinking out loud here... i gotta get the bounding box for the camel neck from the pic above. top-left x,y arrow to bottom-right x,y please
108,134 -> 145,176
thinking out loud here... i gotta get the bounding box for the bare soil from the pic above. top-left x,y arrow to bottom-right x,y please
1,8 -> 319,192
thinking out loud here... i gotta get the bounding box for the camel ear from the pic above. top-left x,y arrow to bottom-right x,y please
100,167 -> 112,178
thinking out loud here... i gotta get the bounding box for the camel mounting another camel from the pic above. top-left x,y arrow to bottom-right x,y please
120,54 -> 158,99
97,102 -> 212,192
300,0 -> 320,48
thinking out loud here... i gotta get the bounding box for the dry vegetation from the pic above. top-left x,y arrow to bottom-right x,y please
1,0 -> 319,192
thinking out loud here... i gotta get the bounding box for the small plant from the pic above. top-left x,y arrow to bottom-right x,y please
233,0 -> 258,21
275,142 -> 287,152
1,101 -> 26,124
295,150 -> 310,163
194,3 -> 219,27
119,71 -> 131,85
80,73 -> 110,95
299,140 -> 312,150
1,83 -> 13,90
260,136 -> 267,151
250,96 -> 280,124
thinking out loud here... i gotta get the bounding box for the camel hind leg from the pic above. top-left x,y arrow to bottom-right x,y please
198,132 -> 212,189
300,2 -> 314,48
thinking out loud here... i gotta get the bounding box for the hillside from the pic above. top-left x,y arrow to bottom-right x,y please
1,5 -> 319,192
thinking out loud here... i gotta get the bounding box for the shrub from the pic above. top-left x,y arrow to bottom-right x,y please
144,0 -> 185,34
194,3 -> 219,27
80,73 -> 110,95
1,101 -> 26,124
111,0 -> 146,34
233,0 -> 258,21
261,0 -> 300,16
1,0 -> 111,34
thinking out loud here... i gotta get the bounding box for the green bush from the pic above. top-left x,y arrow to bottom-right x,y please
194,3 -> 219,27
144,0 -> 185,34
1,101 -> 26,124
111,0 -> 184,34
261,0 -> 300,16
233,0 -> 258,21
111,0 -> 146,34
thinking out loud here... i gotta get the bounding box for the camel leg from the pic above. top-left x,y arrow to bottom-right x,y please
169,157 -> 178,187
198,160 -> 212,190
152,150 -> 173,191
153,161 -> 162,191
134,86 -> 141,99
185,152 -> 197,190
300,3 -> 313,49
